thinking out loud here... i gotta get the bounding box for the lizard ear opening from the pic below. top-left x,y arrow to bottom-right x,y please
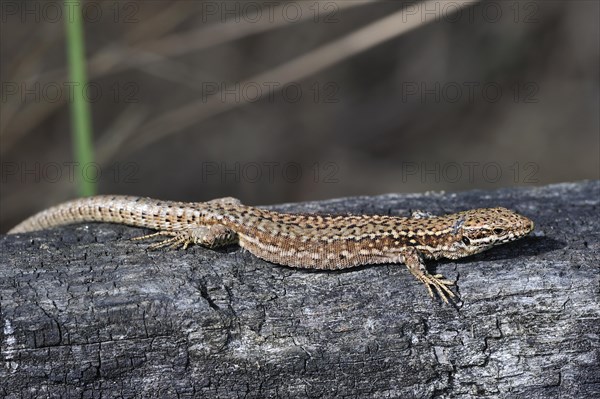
461,236 -> 471,246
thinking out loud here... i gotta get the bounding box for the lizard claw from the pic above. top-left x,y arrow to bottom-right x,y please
131,225 -> 238,250
413,271 -> 458,304
402,247 -> 459,304
132,231 -> 193,250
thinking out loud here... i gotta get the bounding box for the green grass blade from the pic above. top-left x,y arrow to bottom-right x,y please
64,0 -> 95,196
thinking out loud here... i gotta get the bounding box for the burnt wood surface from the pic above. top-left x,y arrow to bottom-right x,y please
1,181 -> 599,398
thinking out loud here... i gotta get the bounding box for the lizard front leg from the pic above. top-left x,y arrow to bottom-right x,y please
133,224 -> 237,250
401,247 -> 457,304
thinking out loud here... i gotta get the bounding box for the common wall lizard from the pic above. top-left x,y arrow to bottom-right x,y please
8,195 -> 535,303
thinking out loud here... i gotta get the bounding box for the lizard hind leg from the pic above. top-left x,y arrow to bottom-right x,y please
132,224 -> 238,250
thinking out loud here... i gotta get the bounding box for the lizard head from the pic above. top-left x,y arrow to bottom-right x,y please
444,207 -> 534,259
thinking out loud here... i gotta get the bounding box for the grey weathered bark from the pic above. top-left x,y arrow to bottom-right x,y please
1,181 -> 599,399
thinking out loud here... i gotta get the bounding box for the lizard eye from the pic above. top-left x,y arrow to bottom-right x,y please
462,236 -> 471,246
493,228 -> 504,235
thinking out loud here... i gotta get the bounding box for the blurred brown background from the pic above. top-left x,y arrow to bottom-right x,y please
1,0 -> 599,232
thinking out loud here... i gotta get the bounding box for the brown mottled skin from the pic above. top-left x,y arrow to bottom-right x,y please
9,196 -> 534,303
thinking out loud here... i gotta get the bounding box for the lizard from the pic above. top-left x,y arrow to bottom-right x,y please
7,195 -> 535,303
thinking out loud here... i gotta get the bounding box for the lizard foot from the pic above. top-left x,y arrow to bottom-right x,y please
132,230 -> 195,250
132,225 -> 238,250
415,272 -> 457,304
402,247 -> 458,304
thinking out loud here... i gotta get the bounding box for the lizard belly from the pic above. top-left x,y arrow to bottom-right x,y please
237,233 -> 401,270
